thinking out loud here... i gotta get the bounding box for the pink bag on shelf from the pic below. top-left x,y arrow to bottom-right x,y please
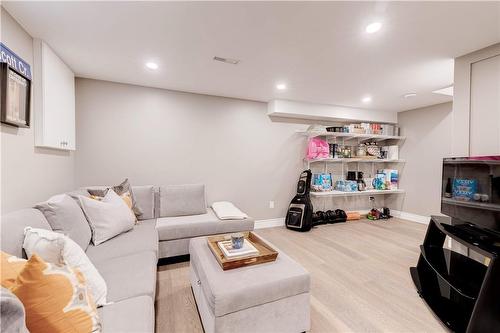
306,137 -> 329,160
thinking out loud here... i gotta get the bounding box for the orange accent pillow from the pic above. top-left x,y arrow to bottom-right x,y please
1,251 -> 27,288
9,254 -> 101,333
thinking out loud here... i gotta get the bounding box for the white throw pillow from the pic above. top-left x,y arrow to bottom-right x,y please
79,189 -> 136,246
23,227 -> 108,306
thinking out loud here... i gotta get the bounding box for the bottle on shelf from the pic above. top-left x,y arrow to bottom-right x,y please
445,178 -> 452,198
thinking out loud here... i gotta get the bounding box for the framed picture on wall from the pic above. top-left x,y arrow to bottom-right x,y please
0,62 -> 31,128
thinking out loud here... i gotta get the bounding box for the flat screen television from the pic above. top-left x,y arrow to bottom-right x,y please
441,156 -> 500,231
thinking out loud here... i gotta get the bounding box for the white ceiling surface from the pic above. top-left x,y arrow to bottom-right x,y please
3,2 -> 500,112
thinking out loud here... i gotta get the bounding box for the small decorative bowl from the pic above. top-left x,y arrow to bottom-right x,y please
231,233 -> 245,249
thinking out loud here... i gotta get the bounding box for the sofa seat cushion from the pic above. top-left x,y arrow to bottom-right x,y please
94,251 -> 157,302
156,208 -> 254,241
98,295 -> 154,333
85,219 -> 158,264
189,236 -> 310,317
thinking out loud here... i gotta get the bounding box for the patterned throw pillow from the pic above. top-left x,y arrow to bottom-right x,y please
23,228 -> 108,306
87,178 -> 143,219
1,252 -> 27,289
8,254 -> 101,333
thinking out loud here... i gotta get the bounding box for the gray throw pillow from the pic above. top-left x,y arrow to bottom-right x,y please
87,178 -> 143,218
0,287 -> 28,333
34,194 -> 92,250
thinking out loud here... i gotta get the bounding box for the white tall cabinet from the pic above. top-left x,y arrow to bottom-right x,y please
33,39 -> 75,150
470,55 -> 500,156
453,43 -> 500,157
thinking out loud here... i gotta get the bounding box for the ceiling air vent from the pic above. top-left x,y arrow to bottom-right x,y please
213,56 -> 240,65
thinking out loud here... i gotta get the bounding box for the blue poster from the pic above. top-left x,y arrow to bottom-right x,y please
0,42 -> 31,79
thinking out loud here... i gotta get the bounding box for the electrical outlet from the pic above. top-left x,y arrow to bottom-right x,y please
269,201 -> 275,209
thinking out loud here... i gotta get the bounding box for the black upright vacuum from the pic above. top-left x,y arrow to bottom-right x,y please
285,170 -> 313,232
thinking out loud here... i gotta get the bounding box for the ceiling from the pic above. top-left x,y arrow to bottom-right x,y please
3,1 -> 500,112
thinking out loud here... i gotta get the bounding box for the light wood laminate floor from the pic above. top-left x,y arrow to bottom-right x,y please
155,218 -> 447,333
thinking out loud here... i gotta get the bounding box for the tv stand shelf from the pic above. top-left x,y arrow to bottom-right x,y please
418,246 -> 486,299
410,216 -> 500,333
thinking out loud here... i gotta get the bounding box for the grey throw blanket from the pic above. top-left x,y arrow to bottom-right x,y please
1,287 -> 29,333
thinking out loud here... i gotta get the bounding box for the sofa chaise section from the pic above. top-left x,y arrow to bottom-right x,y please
156,208 -> 254,258
155,184 -> 255,258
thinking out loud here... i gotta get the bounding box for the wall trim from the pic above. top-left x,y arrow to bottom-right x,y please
254,211 -> 430,229
391,210 -> 430,224
254,217 -> 285,229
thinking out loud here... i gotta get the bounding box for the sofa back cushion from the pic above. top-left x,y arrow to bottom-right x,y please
0,209 -> 51,258
159,184 -> 207,217
34,194 -> 92,250
131,185 -> 155,220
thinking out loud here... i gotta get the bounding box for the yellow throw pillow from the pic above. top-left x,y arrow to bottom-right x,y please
10,254 -> 101,333
1,251 -> 27,289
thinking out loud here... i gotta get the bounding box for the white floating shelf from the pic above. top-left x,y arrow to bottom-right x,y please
442,197 -> 500,212
297,130 -> 406,144
311,189 -> 405,197
307,158 -> 405,163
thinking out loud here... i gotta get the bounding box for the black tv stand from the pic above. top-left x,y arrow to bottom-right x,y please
410,215 -> 500,333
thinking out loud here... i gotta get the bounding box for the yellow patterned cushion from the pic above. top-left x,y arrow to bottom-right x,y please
8,254 -> 101,333
1,251 -> 27,288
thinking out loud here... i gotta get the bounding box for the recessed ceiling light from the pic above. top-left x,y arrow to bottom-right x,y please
362,96 -> 372,103
365,22 -> 382,34
432,86 -> 454,96
145,62 -> 159,70
276,83 -> 287,90
403,93 -> 417,98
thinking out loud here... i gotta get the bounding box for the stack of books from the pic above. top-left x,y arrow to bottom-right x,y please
217,239 -> 259,259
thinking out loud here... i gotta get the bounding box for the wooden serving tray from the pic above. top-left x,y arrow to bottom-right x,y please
207,232 -> 278,271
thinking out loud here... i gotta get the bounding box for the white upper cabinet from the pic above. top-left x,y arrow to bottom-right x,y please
469,54 -> 500,156
33,39 -> 75,150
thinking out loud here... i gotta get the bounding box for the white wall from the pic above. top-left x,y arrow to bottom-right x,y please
0,7 -> 75,213
396,102 -> 453,217
75,78 -> 308,220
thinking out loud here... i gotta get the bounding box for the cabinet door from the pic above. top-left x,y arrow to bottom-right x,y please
35,40 -> 75,150
470,55 -> 500,156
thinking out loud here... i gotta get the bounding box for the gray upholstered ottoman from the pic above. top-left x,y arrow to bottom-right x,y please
189,236 -> 311,333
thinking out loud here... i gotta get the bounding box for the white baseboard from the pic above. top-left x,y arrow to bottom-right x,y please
391,210 -> 430,224
254,217 -> 285,229
254,211 -> 430,229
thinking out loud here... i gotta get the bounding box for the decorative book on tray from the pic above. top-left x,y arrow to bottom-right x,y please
217,239 -> 259,259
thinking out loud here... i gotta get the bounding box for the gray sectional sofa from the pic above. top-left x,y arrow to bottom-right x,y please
1,183 -> 254,332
